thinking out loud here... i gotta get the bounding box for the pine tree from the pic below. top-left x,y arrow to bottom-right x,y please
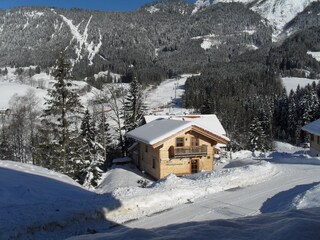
78,109 -> 103,188
123,77 -> 145,132
274,88 -> 289,140
200,95 -> 213,114
96,111 -> 113,168
287,90 -> 298,143
38,53 -> 84,175
248,117 -> 267,152
0,125 -> 12,160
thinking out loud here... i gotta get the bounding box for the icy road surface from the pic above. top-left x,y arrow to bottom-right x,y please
123,163 -> 320,229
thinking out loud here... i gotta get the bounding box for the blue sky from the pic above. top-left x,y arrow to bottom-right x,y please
0,0 -> 196,11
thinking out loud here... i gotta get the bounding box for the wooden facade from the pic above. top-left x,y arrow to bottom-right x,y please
302,119 -> 320,156
130,125 -> 229,179
309,133 -> 320,155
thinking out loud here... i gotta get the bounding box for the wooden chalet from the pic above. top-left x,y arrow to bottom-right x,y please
302,119 -> 320,156
126,116 -> 229,179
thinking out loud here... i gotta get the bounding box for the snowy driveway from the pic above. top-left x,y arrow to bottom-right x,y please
124,163 -> 320,229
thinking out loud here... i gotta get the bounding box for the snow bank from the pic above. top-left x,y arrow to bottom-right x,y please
96,164 -> 146,194
231,150 -> 253,159
274,141 -> 304,153
0,161 -> 120,240
294,184 -> 320,209
104,161 -> 278,223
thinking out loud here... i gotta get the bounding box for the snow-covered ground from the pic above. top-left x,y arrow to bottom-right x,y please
281,77 -> 319,93
104,160 -> 277,224
0,81 -> 47,109
70,208 -> 320,240
1,142 -> 320,239
0,67 -> 97,109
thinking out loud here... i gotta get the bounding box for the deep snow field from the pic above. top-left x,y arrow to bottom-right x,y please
0,67 -> 99,110
1,142 -> 320,240
281,77 -> 320,94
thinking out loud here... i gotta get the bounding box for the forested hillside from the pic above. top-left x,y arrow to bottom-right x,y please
183,24 -> 320,149
0,1 -> 271,84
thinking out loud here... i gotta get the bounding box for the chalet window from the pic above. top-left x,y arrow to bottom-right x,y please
145,145 -> 148,152
169,146 -> 174,158
176,137 -> 184,147
191,137 -> 199,147
152,157 -> 156,169
311,134 -> 314,142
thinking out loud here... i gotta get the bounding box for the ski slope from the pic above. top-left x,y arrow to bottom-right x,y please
144,74 -> 198,115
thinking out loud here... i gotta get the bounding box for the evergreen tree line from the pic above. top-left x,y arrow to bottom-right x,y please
183,61 -> 320,151
267,27 -> 320,79
182,24 -> 320,152
0,55 -> 146,188
273,82 -> 320,145
183,62 -> 283,151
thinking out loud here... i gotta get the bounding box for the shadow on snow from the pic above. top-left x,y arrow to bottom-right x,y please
0,166 -> 122,240
260,182 -> 320,214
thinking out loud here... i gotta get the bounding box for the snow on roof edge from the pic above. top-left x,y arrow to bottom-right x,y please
126,119 -> 229,146
302,119 -> 320,135
144,114 -> 227,136
192,123 -> 230,143
126,120 -> 193,145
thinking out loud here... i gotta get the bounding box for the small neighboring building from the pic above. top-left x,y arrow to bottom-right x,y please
302,119 -> 320,155
126,117 -> 229,179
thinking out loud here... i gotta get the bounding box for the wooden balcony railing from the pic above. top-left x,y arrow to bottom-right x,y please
174,145 -> 208,157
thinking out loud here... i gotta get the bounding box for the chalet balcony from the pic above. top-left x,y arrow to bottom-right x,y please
173,145 -> 208,157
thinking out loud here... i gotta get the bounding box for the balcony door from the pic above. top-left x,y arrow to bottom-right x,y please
191,137 -> 199,147
191,158 -> 199,174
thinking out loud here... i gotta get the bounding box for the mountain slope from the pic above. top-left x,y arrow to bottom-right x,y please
0,0 -> 318,84
252,0 -> 316,38
195,0 -> 317,39
0,2 -> 271,82
283,1 -> 320,37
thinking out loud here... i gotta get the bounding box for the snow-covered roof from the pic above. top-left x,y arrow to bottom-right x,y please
126,118 -> 229,146
302,119 -> 320,135
126,119 -> 193,145
144,114 -> 227,136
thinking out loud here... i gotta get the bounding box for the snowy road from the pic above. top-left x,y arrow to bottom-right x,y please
124,163 -> 320,229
